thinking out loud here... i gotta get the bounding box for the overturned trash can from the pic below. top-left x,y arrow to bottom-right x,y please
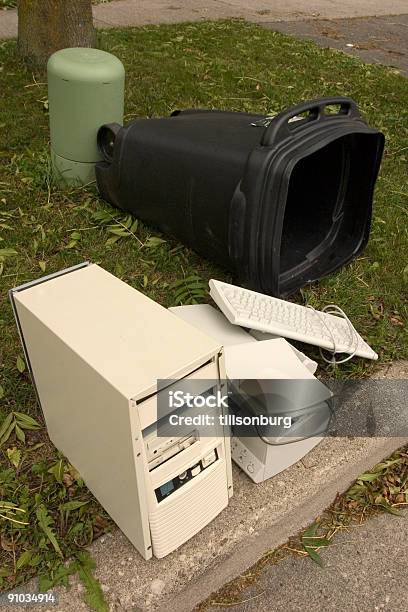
95,97 -> 384,296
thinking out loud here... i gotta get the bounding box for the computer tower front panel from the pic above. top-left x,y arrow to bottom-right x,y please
137,367 -> 232,558
148,440 -> 229,558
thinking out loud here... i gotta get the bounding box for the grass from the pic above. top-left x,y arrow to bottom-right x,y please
0,19 -> 407,609
0,0 -> 15,8
197,444 -> 408,610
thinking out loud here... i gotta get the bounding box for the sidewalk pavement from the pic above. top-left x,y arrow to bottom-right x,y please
205,509 -> 408,612
1,0 -> 408,40
264,14 -> 408,76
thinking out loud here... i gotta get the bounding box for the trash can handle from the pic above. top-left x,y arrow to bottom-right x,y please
261,97 -> 361,146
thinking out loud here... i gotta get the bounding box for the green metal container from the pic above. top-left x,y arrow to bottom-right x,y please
47,48 -> 125,186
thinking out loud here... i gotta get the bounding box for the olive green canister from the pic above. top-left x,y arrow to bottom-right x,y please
47,48 -> 125,186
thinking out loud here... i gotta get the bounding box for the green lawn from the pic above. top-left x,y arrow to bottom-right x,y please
0,19 -> 407,605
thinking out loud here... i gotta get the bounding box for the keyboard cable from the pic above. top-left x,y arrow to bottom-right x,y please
306,304 -> 359,365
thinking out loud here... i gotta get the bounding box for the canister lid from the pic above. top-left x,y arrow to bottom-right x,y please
47,48 -> 125,83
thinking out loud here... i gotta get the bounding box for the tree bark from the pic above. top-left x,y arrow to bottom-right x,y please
18,0 -> 96,68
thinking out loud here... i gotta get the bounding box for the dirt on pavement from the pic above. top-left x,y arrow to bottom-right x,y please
263,14 -> 408,76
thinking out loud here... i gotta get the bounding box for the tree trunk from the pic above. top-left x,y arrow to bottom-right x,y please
18,0 -> 96,68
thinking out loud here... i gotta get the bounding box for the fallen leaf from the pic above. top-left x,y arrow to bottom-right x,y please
63,473 -> 74,487
390,316 -> 404,327
16,355 -> 26,373
7,447 -> 22,468
0,535 -> 14,552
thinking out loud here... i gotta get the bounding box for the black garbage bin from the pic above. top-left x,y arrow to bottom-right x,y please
95,97 -> 384,296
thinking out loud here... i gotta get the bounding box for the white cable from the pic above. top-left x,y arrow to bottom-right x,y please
306,304 -> 359,365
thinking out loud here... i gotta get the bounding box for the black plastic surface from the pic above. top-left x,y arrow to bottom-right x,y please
95,97 -> 384,296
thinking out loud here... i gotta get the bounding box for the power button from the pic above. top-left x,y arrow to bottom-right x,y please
202,450 -> 217,468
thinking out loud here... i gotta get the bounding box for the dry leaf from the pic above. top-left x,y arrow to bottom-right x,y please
0,535 -> 14,552
390,316 -> 404,327
63,473 -> 74,487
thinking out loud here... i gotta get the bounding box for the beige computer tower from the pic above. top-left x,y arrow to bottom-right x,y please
10,263 -> 233,560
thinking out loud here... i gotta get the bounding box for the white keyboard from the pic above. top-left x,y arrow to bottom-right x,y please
209,280 -> 378,361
